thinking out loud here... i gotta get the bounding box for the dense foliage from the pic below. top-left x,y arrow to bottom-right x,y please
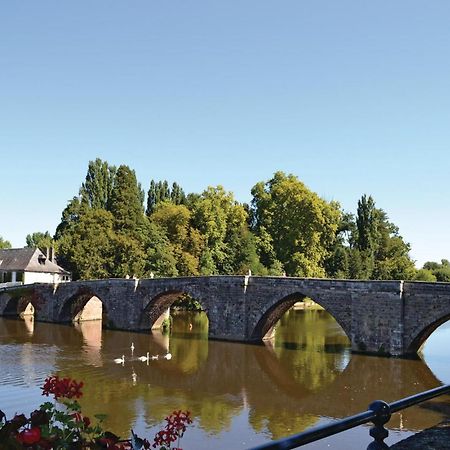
10,158 -> 444,281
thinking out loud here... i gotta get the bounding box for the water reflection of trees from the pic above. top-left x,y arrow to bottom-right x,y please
170,311 -> 209,374
1,313 -> 449,444
273,309 -> 351,392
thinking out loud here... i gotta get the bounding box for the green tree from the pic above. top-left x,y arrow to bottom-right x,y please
0,236 -> 11,249
170,182 -> 186,205
423,259 -> 450,282
324,210 -> 355,278
433,267 -> 450,282
415,269 -> 437,282
151,202 -> 202,275
79,158 -> 116,209
109,165 -> 145,235
423,261 -> 442,271
25,231 -> 54,253
191,186 -> 262,274
110,233 -> 146,278
356,195 -> 378,252
371,210 -> 416,280
55,197 -> 87,240
225,227 -> 266,274
253,226 -> 283,274
146,180 -> 186,215
143,221 -> 179,277
251,172 -> 340,277
352,195 -> 416,280
57,209 -> 116,280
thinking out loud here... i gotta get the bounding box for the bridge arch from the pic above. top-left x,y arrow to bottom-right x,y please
58,288 -> 110,326
139,289 -> 210,332
405,313 -> 450,355
249,290 -> 352,343
0,288 -> 43,318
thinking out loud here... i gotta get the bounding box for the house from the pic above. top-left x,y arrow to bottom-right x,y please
0,247 -> 71,286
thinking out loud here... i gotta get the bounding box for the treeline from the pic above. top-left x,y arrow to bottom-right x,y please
1,158 -> 446,281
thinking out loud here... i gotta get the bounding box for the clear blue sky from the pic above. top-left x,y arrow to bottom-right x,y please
1,1 -> 449,267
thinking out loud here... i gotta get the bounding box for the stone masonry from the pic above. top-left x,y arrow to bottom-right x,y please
1,276 -> 449,357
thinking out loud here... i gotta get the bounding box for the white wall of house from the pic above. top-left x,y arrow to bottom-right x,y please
23,271 -> 68,284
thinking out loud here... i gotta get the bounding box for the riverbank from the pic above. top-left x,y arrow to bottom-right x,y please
391,420 -> 450,449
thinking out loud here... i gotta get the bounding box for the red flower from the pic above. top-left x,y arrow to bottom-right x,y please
72,412 -> 82,423
153,410 -> 192,448
17,427 -> 41,445
41,375 -> 84,399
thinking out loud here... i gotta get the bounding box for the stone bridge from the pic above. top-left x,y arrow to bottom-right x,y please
1,276 -> 449,357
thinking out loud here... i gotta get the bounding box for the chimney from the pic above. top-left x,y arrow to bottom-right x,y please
49,246 -> 54,263
46,247 -> 49,260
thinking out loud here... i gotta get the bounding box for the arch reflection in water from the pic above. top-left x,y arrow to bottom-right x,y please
74,320 -> 103,367
0,308 -> 449,450
23,314 -> 34,336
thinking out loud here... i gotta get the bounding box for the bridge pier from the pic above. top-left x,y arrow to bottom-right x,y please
349,281 -> 405,356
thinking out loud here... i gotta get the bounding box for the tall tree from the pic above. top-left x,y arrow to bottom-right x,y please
371,210 -> 416,280
356,195 -> 379,252
109,165 -> 145,234
170,182 -> 186,205
79,158 -> 116,210
146,180 -> 186,215
352,195 -> 416,280
251,172 -> 340,277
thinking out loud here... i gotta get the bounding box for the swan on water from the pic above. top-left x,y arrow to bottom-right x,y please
130,342 -> 135,354
151,355 -> 159,360
163,353 -> 172,360
114,355 -> 125,364
138,352 -> 150,362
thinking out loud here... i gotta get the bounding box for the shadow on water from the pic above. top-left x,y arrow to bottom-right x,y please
1,308 -> 450,446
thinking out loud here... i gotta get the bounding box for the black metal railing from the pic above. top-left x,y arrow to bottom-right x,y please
249,384 -> 450,450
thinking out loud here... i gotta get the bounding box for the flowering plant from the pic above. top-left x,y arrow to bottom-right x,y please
0,375 -> 191,450
152,410 -> 192,450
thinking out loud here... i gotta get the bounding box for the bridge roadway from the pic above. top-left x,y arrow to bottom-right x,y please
1,276 -> 450,357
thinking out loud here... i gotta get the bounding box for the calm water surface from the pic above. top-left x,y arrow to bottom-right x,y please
1,308 -> 449,449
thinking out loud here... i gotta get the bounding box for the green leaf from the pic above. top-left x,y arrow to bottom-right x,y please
94,414 -> 108,422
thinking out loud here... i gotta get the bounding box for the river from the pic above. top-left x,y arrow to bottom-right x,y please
0,308 -> 449,449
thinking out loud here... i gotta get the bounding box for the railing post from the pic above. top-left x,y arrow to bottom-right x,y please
367,400 -> 391,449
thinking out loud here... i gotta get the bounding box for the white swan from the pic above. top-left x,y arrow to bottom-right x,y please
114,355 -> 125,364
150,354 -> 159,360
130,342 -> 135,354
138,352 -> 149,362
163,353 -> 172,360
